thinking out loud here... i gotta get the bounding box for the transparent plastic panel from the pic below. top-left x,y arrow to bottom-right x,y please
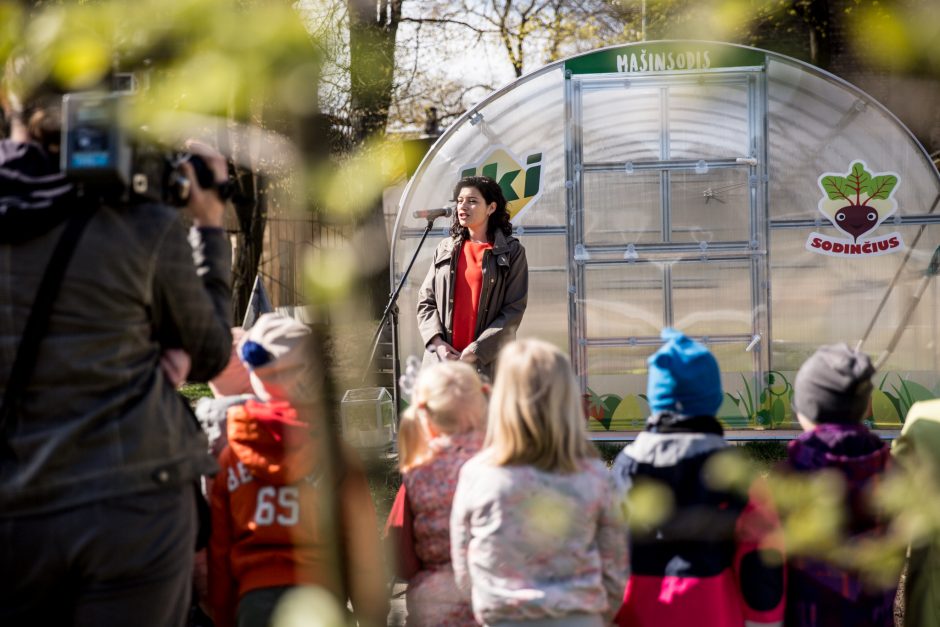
672,260 -> 753,336
582,264 -> 664,339
515,235 -> 569,350
584,345 -> 655,432
769,223 -> 940,428
396,67 -> 566,240
668,81 -> 750,160
669,168 -> 751,243
391,237 -> 440,367
769,225 -> 940,391
581,83 -> 662,163
582,171 -> 662,245
582,343 -> 758,432
767,59 -> 940,223
770,226 -> 890,368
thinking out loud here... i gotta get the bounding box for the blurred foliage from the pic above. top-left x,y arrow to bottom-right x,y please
610,0 -> 940,77
1,0 -> 318,119
0,0 -> 410,312
627,477 -> 676,529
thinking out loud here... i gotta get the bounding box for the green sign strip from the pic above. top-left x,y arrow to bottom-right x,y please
565,42 -> 765,75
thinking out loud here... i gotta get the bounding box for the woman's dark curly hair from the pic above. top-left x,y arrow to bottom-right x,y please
449,175 -> 512,242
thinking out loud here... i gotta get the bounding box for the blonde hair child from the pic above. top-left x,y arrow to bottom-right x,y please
398,361 -> 487,472
486,338 -> 597,472
450,339 -> 628,627
395,407 -> 428,473
386,361 -> 487,627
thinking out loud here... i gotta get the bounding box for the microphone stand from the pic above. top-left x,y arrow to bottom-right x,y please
362,216 -> 441,384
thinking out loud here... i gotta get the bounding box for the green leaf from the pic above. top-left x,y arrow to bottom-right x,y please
871,389 -> 901,426
849,162 -> 872,194
882,389 -> 903,420
901,380 -> 934,406
879,372 -> 890,390
821,175 -> 852,201
740,374 -> 754,417
718,393 -> 747,429
771,397 -> 786,427
891,384 -> 910,415
602,394 -> 622,416
865,174 -> 898,200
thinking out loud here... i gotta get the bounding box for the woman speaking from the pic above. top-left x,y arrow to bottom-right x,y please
417,175 -> 528,381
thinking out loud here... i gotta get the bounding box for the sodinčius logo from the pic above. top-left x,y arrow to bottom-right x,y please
460,145 -> 544,222
806,161 -> 904,257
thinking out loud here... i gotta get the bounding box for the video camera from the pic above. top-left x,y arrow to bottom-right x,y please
60,81 -> 232,206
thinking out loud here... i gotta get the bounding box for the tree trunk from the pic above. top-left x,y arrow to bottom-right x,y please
347,0 -> 402,318
230,166 -> 267,326
348,0 -> 402,143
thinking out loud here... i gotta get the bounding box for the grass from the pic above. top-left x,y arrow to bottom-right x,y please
737,440 -> 789,471
363,454 -> 403,528
179,382 -> 213,405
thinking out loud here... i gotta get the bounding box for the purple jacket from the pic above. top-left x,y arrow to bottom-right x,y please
784,423 -> 896,627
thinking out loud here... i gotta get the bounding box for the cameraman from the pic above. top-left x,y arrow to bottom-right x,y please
0,76 -> 233,625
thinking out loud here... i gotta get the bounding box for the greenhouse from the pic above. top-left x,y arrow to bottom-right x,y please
389,40 -> 940,437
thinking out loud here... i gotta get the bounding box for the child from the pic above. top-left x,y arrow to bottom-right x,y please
385,361 -> 487,626
785,344 -> 896,626
191,327 -> 256,625
207,313 -> 388,627
450,338 -> 628,627
893,399 -> 940,627
613,328 -> 785,627
196,327 -> 255,458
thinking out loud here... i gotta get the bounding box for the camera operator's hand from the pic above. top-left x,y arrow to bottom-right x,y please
182,140 -> 228,229
160,348 -> 192,388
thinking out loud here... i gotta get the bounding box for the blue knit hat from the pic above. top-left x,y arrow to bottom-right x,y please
647,328 -> 723,417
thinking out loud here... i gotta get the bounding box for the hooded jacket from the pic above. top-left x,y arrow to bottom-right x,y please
0,139 -> 231,515
207,400 -> 387,627
208,400 -> 323,627
785,423 -> 896,627
416,230 -> 527,379
613,415 -> 786,627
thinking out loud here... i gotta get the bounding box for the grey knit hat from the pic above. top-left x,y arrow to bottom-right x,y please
793,344 -> 875,424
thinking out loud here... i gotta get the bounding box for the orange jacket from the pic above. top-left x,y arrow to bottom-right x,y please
208,400 -> 358,627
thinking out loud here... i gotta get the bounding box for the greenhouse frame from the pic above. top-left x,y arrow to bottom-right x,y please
389,41 -> 940,438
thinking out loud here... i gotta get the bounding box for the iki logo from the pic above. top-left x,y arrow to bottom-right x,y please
806,161 -> 904,257
460,145 -> 544,222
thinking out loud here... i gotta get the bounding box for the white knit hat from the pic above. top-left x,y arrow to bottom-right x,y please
237,313 -> 317,404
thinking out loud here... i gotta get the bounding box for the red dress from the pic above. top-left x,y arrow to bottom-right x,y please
451,240 -> 491,352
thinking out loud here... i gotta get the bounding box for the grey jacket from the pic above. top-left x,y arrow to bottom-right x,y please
416,230 -> 528,379
0,139 -> 231,516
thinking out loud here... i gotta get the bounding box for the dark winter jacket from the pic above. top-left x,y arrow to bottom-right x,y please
784,423 -> 896,627
0,139 -> 231,516
613,414 -> 786,627
416,230 -> 527,379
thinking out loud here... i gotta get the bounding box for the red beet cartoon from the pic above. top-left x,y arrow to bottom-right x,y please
835,206 -> 879,241
818,161 -> 899,242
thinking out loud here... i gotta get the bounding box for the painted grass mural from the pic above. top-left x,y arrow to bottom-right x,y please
585,371 -> 937,431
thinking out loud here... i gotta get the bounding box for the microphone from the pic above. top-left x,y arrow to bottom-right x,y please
413,207 -> 453,220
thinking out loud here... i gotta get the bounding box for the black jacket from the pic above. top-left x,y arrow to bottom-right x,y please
0,139 -> 231,515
